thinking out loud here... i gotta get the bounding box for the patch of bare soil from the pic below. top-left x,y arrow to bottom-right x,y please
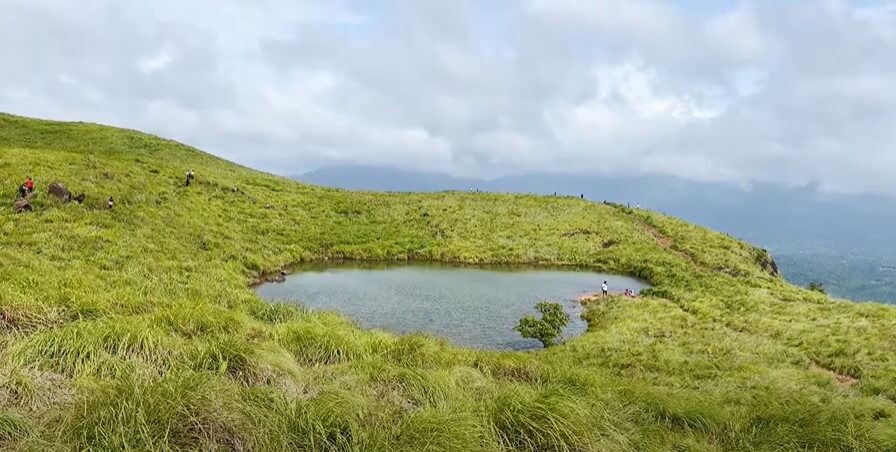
810,362 -> 859,388
577,292 -> 640,304
636,221 -> 700,267
0,370 -> 73,412
561,229 -> 597,238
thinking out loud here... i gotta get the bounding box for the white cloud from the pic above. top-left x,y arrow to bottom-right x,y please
1,0 -> 896,195
527,0 -> 689,51
853,1 -> 896,46
704,5 -> 770,63
215,67 -> 455,170
544,58 -> 721,170
137,50 -> 173,74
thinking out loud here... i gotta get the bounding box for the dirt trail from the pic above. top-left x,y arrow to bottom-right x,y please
634,219 -> 702,268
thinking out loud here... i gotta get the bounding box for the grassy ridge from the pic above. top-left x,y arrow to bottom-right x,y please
1,113 -> 895,451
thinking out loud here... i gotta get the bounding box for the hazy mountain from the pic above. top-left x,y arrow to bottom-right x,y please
299,165 -> 896,259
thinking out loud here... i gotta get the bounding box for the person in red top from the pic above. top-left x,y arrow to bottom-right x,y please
24,177 -> 34,193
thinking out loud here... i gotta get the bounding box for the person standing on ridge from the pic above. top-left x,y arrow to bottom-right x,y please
24,177 -> 34,193
602,281 -> 609,296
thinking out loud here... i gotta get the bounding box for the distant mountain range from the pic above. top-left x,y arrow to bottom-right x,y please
298,165 -> 896,260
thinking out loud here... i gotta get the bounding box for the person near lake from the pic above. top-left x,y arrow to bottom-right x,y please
24,177 -> 34,193
602,281 -> 608,296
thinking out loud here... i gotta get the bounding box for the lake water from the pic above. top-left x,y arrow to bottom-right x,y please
255,262 -> 650,350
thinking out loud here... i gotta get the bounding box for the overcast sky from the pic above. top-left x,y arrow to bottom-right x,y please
3,0 -> 896,195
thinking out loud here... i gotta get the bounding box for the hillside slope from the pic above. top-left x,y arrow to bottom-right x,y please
300,165 -> 896,260
1,113 -> 895,451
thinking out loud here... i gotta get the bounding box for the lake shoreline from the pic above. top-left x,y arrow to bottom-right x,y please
254,262 -> 650,351
248,258 -> 648,287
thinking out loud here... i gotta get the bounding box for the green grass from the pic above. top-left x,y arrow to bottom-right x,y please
0,112 -> 895,450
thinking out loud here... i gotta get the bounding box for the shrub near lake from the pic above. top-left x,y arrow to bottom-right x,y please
1,113 -> 896,451
515,302 -> 570,348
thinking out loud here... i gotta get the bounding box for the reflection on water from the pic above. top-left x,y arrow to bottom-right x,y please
255,262 -> 650,351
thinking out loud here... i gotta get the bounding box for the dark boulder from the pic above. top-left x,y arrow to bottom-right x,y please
48,182 -> 71,202
72,193 -> 85,204
13,194 -> 32,213
754,248 -> 780,277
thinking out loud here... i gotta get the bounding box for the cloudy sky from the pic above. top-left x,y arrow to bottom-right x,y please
3,0 -> 896,195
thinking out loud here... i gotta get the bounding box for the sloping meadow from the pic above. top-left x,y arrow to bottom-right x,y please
0,114 -> 895,450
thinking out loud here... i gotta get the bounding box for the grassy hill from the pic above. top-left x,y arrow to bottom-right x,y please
1,113 -> 895,451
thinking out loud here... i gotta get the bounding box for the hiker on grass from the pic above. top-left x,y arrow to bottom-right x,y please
107,196 -> 114,209
17,183 -> 27,199
185,169 -> 195,187
24,177 -> 34,193
602,281 -> 609,296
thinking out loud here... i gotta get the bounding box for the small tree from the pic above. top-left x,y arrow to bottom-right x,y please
807,281 -> 826,294
515,301 -> 570,348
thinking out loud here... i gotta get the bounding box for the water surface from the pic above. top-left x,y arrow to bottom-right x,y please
255,262 -> 649,350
